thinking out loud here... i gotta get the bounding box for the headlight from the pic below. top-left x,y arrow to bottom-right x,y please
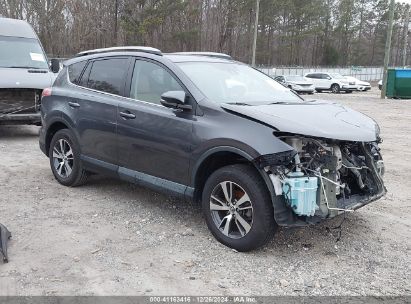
375,122 -> 381,142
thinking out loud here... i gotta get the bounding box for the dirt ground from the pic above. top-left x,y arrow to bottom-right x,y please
0,87 -> 410,296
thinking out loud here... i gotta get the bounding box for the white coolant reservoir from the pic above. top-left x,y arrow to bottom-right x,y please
282,172 -> 319,217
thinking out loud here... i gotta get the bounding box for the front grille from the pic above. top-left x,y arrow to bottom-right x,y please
0,88 -> 40,114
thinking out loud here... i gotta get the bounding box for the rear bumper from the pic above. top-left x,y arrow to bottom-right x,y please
39,125 -> 47,156
295,88 -> 315,93
0,113 -> 41,125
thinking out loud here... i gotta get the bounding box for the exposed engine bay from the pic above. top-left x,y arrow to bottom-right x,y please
265,136 -> 386,221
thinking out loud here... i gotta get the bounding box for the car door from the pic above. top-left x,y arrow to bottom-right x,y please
305,73 -> 321,88
116,58 -> 194,186
319,73 -> 333,89
74,57 -> 130,169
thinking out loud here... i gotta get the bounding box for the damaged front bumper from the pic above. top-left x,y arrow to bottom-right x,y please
0,88 -> 42,125
257,137 -> 387,227
0,112 -> 41,125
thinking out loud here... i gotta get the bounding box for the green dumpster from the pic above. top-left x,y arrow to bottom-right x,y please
386,69 -> 411,99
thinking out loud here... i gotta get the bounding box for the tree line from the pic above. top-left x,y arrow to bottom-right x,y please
0,0 -> 409,67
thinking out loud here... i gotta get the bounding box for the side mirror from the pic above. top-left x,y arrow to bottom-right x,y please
160,91 -> 192,111
326,76 -> 332,80
50,58 -> 60,73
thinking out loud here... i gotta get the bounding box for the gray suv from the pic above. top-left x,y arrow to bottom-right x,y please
39,47 -> 386,251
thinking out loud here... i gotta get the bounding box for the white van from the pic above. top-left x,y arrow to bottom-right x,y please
0,17 -> 59,125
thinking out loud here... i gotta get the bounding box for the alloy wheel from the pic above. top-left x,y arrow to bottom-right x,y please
52,139 -> 74,178
209,181 -> 253,239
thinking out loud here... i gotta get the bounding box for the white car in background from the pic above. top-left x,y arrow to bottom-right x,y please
344,76 -> 371,91
378,80 -> 383,90
304,72 -> 357,93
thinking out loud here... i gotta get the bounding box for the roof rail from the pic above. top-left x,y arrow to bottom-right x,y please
76,46 -> 162,57
169,52 -> 233,60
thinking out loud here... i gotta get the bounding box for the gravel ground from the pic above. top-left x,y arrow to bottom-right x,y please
0,87 -> 410,296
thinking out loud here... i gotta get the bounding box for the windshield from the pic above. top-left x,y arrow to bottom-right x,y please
0,35 -> 48,69
286,75 -> 305,81
177,62 -> 302,105
329,73 -> 345,79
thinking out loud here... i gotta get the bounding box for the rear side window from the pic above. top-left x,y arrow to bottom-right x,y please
68,61 -> 87,85
86,58 -> 128,95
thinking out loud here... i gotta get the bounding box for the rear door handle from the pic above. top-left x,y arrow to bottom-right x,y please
68,102 -> 80,108
119,111 -> 136,119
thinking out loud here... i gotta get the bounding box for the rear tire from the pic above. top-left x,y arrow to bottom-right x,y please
202,164 -> 277,251
49,129 -> 88,187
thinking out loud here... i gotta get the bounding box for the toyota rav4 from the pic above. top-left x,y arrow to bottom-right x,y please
39,47 -> 386,251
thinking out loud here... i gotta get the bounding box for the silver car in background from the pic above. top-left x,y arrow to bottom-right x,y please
274,75 -> 315,94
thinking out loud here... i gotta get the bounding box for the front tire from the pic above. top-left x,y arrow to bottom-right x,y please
202,164 -> 277,251
49,129 -> 88,187
331,84 -> 340,93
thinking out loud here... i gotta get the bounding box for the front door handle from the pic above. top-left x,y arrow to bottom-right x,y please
68,102 -> 80,108
119,111 -> 136,119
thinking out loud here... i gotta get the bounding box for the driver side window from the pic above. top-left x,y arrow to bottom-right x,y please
130,60 -> 183,105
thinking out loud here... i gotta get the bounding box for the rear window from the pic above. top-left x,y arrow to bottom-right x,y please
68,61 -> 87,85
86,58 -> 128,95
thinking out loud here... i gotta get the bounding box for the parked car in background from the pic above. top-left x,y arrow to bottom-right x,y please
378,80 -> 383,90
274,75 -> 315,94
0,17 -> 59,125
304,72 -> 357,93
344,76 -> 371,91
39,47 -> 386,251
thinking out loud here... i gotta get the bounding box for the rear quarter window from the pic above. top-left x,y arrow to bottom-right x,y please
68,61 -> 87,85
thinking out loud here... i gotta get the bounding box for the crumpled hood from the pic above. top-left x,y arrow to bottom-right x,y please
221,100 -> 378,142
0,68 -> 55,89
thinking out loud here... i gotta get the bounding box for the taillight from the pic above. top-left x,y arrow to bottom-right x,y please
41,87 -> 52,99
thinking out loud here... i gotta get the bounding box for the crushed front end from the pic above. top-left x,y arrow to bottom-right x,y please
257,136 -> 386,225
0,88 -> 42,125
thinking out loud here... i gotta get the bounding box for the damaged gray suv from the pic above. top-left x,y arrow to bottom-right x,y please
39,47 -> 386,251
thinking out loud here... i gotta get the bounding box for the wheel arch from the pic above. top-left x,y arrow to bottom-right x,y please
44,118 -> 74,157
191,146 -> 270,204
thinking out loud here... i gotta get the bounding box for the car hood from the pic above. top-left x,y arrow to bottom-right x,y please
0,67 -> 55,89
221,100 -> 377,142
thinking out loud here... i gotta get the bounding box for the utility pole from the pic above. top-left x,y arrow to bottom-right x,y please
402,5 -> 410,67
114,0 -> 119,46
381,0 -> 396,99
251,0 -> 260,67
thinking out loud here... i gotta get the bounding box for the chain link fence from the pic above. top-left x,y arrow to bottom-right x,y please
257,66 -> 385,81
